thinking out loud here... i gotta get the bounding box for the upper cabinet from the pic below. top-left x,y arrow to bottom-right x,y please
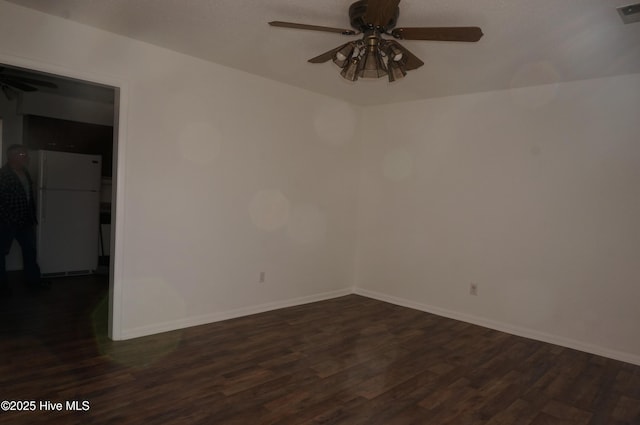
23,115 -> 114,177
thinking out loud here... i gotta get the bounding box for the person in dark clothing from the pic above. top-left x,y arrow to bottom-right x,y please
0,144 -> 48,295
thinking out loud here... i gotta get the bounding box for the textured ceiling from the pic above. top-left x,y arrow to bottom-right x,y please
4,0 -> 640,105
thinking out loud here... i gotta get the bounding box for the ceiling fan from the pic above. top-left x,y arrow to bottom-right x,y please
0,67 -> 58,100
269,0 -> 483,82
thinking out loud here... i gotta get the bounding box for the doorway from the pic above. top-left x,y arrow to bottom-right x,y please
0,61 -> 122,340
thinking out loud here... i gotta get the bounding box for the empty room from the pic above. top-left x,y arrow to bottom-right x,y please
0,1 -> 639,424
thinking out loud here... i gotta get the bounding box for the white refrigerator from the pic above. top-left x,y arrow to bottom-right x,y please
30,150 -> 102,276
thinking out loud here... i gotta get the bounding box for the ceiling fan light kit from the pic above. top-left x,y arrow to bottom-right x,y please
341,57 -> 361,81
269,0 -> 483,83
387,59 -> 407,82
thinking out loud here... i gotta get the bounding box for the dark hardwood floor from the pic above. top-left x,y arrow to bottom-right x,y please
1,274 -> 639,424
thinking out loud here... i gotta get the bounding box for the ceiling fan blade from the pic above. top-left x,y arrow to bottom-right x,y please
8,76 -> 58,89
391,27 -> 483,42
0,77 -> 38,92
2,84 -> 18,101
389,41 -> 424,70
308,43 -> 352,63
269,21 -> 357,36
364,0 -> 401,28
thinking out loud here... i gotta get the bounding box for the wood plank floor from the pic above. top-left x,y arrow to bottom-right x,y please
1,275 -> 639,424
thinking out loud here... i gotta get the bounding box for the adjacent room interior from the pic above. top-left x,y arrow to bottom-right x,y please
0,0 -> 639,423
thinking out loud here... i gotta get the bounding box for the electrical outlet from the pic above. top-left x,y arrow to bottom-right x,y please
470,283 -> 478,296
259,272 -> 266,283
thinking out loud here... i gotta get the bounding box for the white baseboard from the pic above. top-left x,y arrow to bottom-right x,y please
119,288 -> 352,340
118,285 -> 640,366
353,287 -> 640,367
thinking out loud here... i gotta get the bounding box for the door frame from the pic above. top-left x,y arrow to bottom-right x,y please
0,52 -> 128,340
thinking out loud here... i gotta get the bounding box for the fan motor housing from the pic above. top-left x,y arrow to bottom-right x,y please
349,0 -> 399,31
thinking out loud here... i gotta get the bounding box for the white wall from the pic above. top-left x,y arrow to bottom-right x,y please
355,73 -> 640,364
0,1 -> 361,338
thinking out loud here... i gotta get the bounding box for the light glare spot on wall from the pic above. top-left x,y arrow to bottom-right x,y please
286,204 -> 327,245
509,61 -> 561,108
178,121 -> 222,164
249,189 -> 291,231
313,102 -> 357,146
382,149 -> 413,181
